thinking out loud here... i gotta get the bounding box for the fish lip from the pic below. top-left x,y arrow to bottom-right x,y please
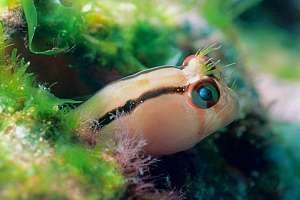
211,83 -> 240,127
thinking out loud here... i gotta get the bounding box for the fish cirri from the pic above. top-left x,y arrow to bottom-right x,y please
73,53 -> 239,155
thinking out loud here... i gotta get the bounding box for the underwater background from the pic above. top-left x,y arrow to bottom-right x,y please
0,0 -> 300,199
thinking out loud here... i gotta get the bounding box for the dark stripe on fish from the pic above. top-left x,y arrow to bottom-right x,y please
91,85 -> 187,131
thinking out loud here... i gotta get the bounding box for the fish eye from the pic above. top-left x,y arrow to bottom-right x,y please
191,78 -> 220,109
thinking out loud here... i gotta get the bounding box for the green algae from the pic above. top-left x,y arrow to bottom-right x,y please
0,25 -> 124,199
2,1 -> 300,199
21,0 -> 83,55
19,0 -> 179,75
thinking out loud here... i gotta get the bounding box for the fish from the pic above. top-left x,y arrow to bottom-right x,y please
72,52 -> 239,155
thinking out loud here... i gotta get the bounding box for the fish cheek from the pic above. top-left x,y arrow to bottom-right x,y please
183,91 -> 208,137
126,94 -> 201,155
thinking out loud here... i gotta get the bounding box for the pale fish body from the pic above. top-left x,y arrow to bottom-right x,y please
73,54 -> 239,155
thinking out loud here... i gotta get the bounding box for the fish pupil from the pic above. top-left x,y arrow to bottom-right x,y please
198,87 -> 212,101
191,78 -> 220,109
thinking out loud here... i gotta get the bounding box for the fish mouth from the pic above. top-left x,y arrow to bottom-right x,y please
188,78 -> 240,140
202,85 -> 239,135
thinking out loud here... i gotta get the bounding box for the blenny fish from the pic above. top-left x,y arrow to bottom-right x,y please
73,52 -> 239,155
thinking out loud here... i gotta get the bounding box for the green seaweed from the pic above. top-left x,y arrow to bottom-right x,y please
21,0 -> 83,55
0,24 -> 124,198
3,1 -> 300,199
19,0 -> 179,76
0,23 -> 4,60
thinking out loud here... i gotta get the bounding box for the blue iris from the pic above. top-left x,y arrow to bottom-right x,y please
198,87 -> 212,101
192,81 -> 220,108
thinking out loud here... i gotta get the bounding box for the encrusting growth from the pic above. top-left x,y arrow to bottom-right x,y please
104,113 -> 183,199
